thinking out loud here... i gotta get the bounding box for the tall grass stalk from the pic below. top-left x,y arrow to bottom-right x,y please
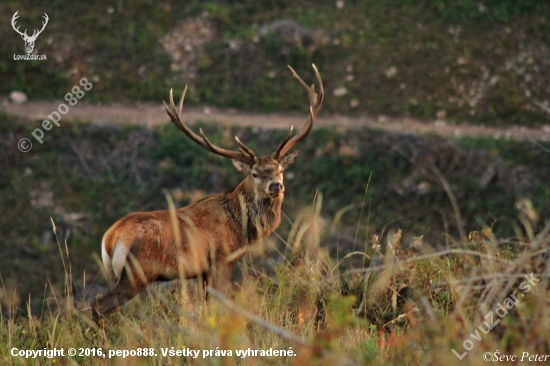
1,200 -> 550,365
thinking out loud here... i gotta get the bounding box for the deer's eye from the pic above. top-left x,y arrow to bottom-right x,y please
252,173 -> 259,179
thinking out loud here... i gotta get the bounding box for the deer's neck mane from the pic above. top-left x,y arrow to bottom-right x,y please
226,178 -> 283,244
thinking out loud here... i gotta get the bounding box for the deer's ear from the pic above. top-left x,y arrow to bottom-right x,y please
279,150 -> 299,170
232,159 -> 251,174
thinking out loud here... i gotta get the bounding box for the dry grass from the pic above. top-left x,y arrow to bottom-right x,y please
1,197 -> 549,366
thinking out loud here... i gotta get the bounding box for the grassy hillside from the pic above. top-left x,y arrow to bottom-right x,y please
3,2 -> 550,364
1,198 -> 549,365
1,107 -> 550,364
1,111 -> 550,315
2,0 -> 550,126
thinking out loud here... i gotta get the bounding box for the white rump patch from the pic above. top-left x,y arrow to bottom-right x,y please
101,238 -> 110,272
111,239 -> 130,280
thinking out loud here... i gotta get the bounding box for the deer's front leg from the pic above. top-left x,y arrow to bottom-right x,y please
213,262 -> 233,289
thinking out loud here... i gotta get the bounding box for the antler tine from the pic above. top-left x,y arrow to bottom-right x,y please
176,85 -> 186,115
36,13 -> 49,35
194,129 -> 254,164
235,136 -> 257,161
272,64 -> 324,159
271,125 -> 294,160
164,88 -> 255,165
11,11 -> 28,37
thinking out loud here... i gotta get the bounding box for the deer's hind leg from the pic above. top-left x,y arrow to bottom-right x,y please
90,268 -> 155,323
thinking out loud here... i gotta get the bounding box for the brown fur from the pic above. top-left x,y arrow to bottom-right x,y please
89,65 -> 323,321
90,157 -> 291,320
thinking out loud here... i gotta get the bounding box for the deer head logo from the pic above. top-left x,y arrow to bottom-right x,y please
11,10 -> 49,54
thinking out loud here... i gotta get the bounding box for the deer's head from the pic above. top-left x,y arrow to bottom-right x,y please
11,11 -> 49,54
164,65 -> 324,200
231,154 -> 298,199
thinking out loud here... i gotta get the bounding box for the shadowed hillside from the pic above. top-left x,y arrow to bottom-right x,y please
2,0 -> 550,126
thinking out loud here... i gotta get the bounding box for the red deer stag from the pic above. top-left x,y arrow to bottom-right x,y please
90,65 -> 323,320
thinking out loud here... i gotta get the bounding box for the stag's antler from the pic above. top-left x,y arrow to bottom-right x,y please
11,11 -> 27,38
272,64 -> 324,159
31,13 -> 49,40
11,11 -> 49,40
164,87 -> 257,165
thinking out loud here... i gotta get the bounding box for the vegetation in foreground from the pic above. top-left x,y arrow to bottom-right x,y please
1,198 -> 549,365
2,111 -> 550,364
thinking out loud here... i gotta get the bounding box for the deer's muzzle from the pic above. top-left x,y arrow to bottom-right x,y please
268,182 -> 283,195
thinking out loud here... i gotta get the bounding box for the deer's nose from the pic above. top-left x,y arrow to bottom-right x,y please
269,182 -> 283,194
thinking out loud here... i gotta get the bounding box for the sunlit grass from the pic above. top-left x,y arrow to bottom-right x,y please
2,195 -> 549,366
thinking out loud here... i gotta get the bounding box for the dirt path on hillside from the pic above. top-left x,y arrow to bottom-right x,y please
2,100 -> 550,141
